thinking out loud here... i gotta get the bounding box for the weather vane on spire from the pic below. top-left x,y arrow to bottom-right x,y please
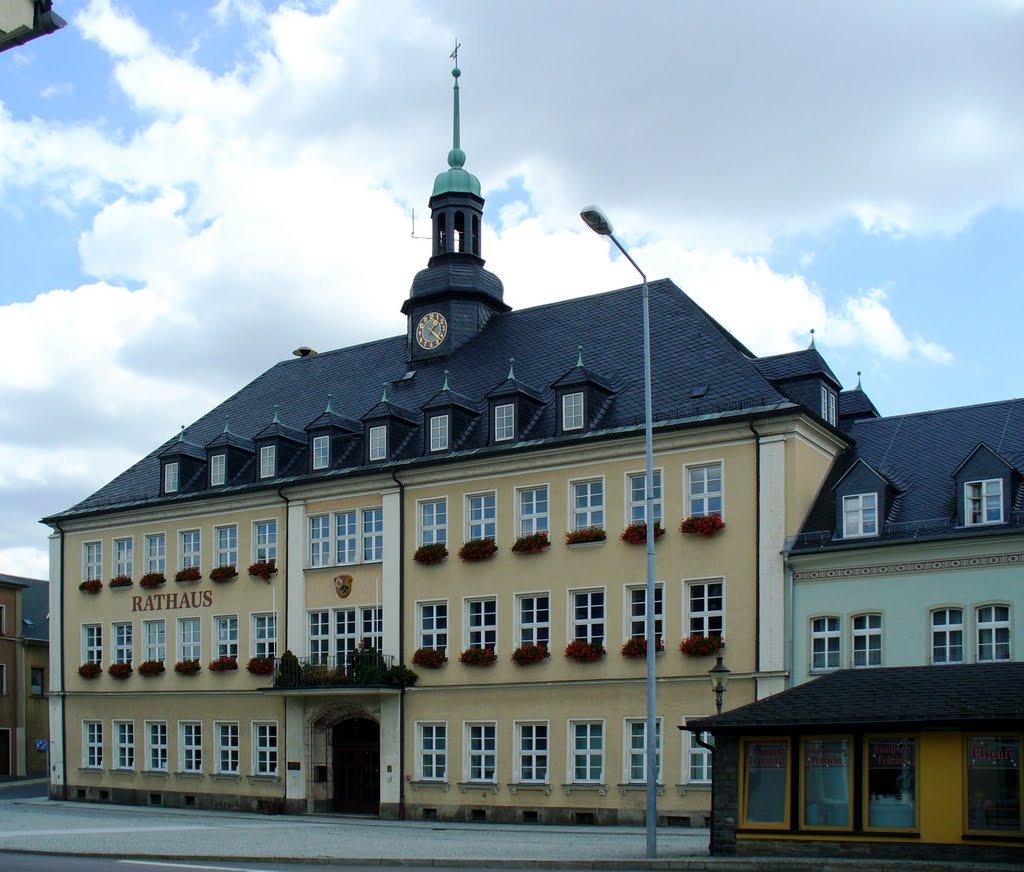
450,39 -> 460,66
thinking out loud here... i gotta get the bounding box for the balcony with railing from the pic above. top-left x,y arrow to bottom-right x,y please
270,651 -> 399,690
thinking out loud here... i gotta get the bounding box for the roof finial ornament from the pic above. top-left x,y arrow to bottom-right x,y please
273,404 -> 281,424
447,39 -> 465,169
443,369 -> 450,391
577,345 -> 584,368
856,370 -> 862,390
223,416 -> 231,434
507,357 -> 516,381
178,425 -> 186,442
381,382 -> 389,403
809,328 -> 816,349
325,393 -> 334,413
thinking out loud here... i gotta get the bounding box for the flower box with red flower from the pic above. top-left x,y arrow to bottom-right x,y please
247,656 -> 274,676
620,522 -> 665,545
679,513 -> 726,537
411,647 -> 446,669
140,572 -> 166,590
209,565 -> 238,584
248,560 -> 277,582
208,655 -> 238,672
107,661 -> 132,679
679,634 -> 723,657
564,639 -> 605,663
458,538 -> 498,562
511,531 -> 550,554
138,659 -> 165,677
174,566 -> 202,584
459,647 -> 497,666
174,659 -> 201,675
620,636 -> 664,658
413,543 -> 448,566
78,662 -> 102,679
511,643 -> 549,666
109,574 -> 133,589
79,579 -> 102,594
565,527 -> 607,546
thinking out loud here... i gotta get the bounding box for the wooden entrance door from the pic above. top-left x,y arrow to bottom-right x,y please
331,718 -> 379,813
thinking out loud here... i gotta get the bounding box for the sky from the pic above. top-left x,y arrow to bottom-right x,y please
1,0 -> 1022,580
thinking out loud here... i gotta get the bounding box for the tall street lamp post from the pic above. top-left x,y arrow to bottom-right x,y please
580,206 -> 658,859
709,655 -> 731,714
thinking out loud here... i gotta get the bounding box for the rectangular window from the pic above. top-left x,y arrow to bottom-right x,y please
83,541 -> 102,581
217,722 -> 239,774
253,613 -> 277,658
309,514 -> 330,566
852,613 -> 882,668
180,530 -> 201,569
254,723 -> 278,776
210,453 -> 226,486
420,499 -> 447,546
467,492 -> 496,540
626,719 -> 662,783
494,403 -> 515,441
467,598 -> 497,650
180,722 -> 203,773
572,479 -> 604,530
215,615 -> 239,658
517,594 -> 550,647
571,721 -> 603,783
688,463 -> 723,517
360,606 -> 382,650
308,610 -> 330,663
178,617 -> 200,662
572,589 -> 605,645
362,508 -> 383,562
517,723 -> 548,783
114,538 -> 133,577
931,608 -> 964,664
687,580 -> 724,639
312,435 -> 330,470
336,511 -> 357,565
147,721 -> 168,772
688,730 -> 713,784
628,469 -> 662,524
145,533 -> 166,573
143,620 -> 165,663
84,721 -> 103,769
743,739 -> 789,825
164,461 -> 179,493
978,605 -> 1011,661
419,723 -> 447,780
112,622 -> 133,664
467,723 -> 497,782
369,425 -> 387,461
83,624 -> 102,665
563,391 -> 584,430
628,584 -> 664,642
215,526 -> 237,568
866,737 -> 917,829
330,608 -> 356,664
420,602 -> 447,650
966,736 -> 1021,833
518,486 -> 549,536
802,737 -> 851,828
430,415 -> 449,452
821,386 -> 837,425
260,444 -> 276,479
966,479 -> 1003,525
843,493 -> 878,537
114,721 -> 135,771
30,667 -> 45,695
811,616 -> 841,671
254,520 -> 277,563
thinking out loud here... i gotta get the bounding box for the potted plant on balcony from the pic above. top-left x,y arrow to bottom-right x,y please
413,542 -> 448,566
679,634 -> 723,657
458,538 -> 498,562
109,574 -> 133,589
209,565 -> 238,584
174,659 -> 201,675
107,661 -> 132,679
511,531 -> 550,554
620,637 -> 664,658
140,572 -> 166,590
138,659 -> 165,677
174,566 -> 202,584
78,662 -> 102,679
411,647 -> 446,669
248,560 -> 277,582
564,639 -> 605,663
679,513 -> 725,538
459,647 -> 497,666
247,656 -> 275,676
208,655 -> 238,672
511,643 -> 549,666
565,527 -> 606,546
620,521 -> 665,544
385,664 -> 419,687
78,579 -> 102,594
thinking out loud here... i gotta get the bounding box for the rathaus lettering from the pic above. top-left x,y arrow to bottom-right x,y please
131,591 -> 214,612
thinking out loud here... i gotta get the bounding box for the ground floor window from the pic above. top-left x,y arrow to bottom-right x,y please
254,723 -> 278,776
418,723 -> 447,781
802,737 -> 851,828
466,723 -> 496,782
571,721 -> 603,783
865,737 -> 917,830
742,739 -> 790,826
966,735 -> 1021,834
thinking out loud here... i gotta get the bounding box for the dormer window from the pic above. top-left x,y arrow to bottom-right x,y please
312,435 -> 330,471
430,415 -> 449,452
821,386 -> 837,426
563,392 -> 584,431
210,454 -> 226,487
843,493 -> 878,537
260,445 -> 276,479
369,425 -> 387,461
494,403 -> 514,442
164,462 -> 179,494
966,479 -> 1002,525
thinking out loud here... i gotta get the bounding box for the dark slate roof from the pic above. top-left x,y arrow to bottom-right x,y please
753,347 -> 841,388
46,279 -> 801,521
0,574 -> 49,642
794,398 -> 1024,549
689,663 -> 1024,734
839,386 -> 880,423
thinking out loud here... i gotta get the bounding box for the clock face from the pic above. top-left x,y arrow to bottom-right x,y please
416,311 -> 448,350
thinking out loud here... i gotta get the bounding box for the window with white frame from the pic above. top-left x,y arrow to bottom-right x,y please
966,479 -> 1003,525
811,616 -> 840,671
571,589 -> 605,644
626,719 -> 662,783
419,602 -> 448,650
363,508 -> 383,562
215,526 -> 237,568
687,729 -> 713,784
361,606 -> 382,649
259,445 -> 276,479
180,722 -> 202,773
83,624 -> 102,664
518,486 -> 549,535
516,722 -> 548,783
309,514 -> 331,567
308,610 -> 332,663
563,391 -> 584,430
628,584 -> 664,643
146,721 -> 168,772
180,530 -> 201,569
210,453 -> 226,486
628,469 -> 662,524
430,415 -> 449,452
369,425 -> 387,461
687,580 -> 723,639
254,520 -> 277,563
114,721 -> 134,770
843,493 -> 878,538
687,463 -> 723,517
83,541 -> 102,581
164,462 -> 179,494
419,499 -> 447,546
852,613 -> 882,667
571,479 -> 604,530
331,511 -> 354,564
254,723 -> 278,776
84,721 -> 103,768
312,435 -> 330,470
178,617 -> 200,662
571,721 -> 603,783
418,723 -> 447,780
467,492 -> 496,540
466,723 -> 497,781
253,613 -> 277,658
821,386 -> 837,425
145,533 -> 166,573
215,615 -> 238,659
467,598 -> 497,650
517,594 -> 550,647
931,608 -> 964,664
114,538 -> 133,577
977,604 -> 1010,661
143,620 -> 165,663
327,607 -> 356,661
494,403 -> 515,441
216,722 -> 239,774
112,622 -> 133,664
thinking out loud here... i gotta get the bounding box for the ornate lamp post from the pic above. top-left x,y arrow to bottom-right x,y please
709,655 -> 731,714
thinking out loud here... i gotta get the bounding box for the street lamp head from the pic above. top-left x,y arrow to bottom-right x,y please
709,655 -> 731,694
580,205 -> 614,237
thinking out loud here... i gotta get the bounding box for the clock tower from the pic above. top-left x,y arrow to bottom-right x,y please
403,53 -> 509,364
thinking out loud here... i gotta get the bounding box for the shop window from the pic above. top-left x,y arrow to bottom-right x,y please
966,735 -> 1021,834
802,737 -> 852,829
742,739 -> 790,827
865,737 -> 917,830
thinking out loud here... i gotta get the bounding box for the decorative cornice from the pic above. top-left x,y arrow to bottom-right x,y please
793,551 -> 1024,582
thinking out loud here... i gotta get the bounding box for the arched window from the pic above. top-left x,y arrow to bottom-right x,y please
454,210 -> 466,253
472,214 -> 480,256
435,213 -> 447,255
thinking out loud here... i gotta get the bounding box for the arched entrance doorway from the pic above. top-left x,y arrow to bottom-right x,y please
331,717 -> 380,813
